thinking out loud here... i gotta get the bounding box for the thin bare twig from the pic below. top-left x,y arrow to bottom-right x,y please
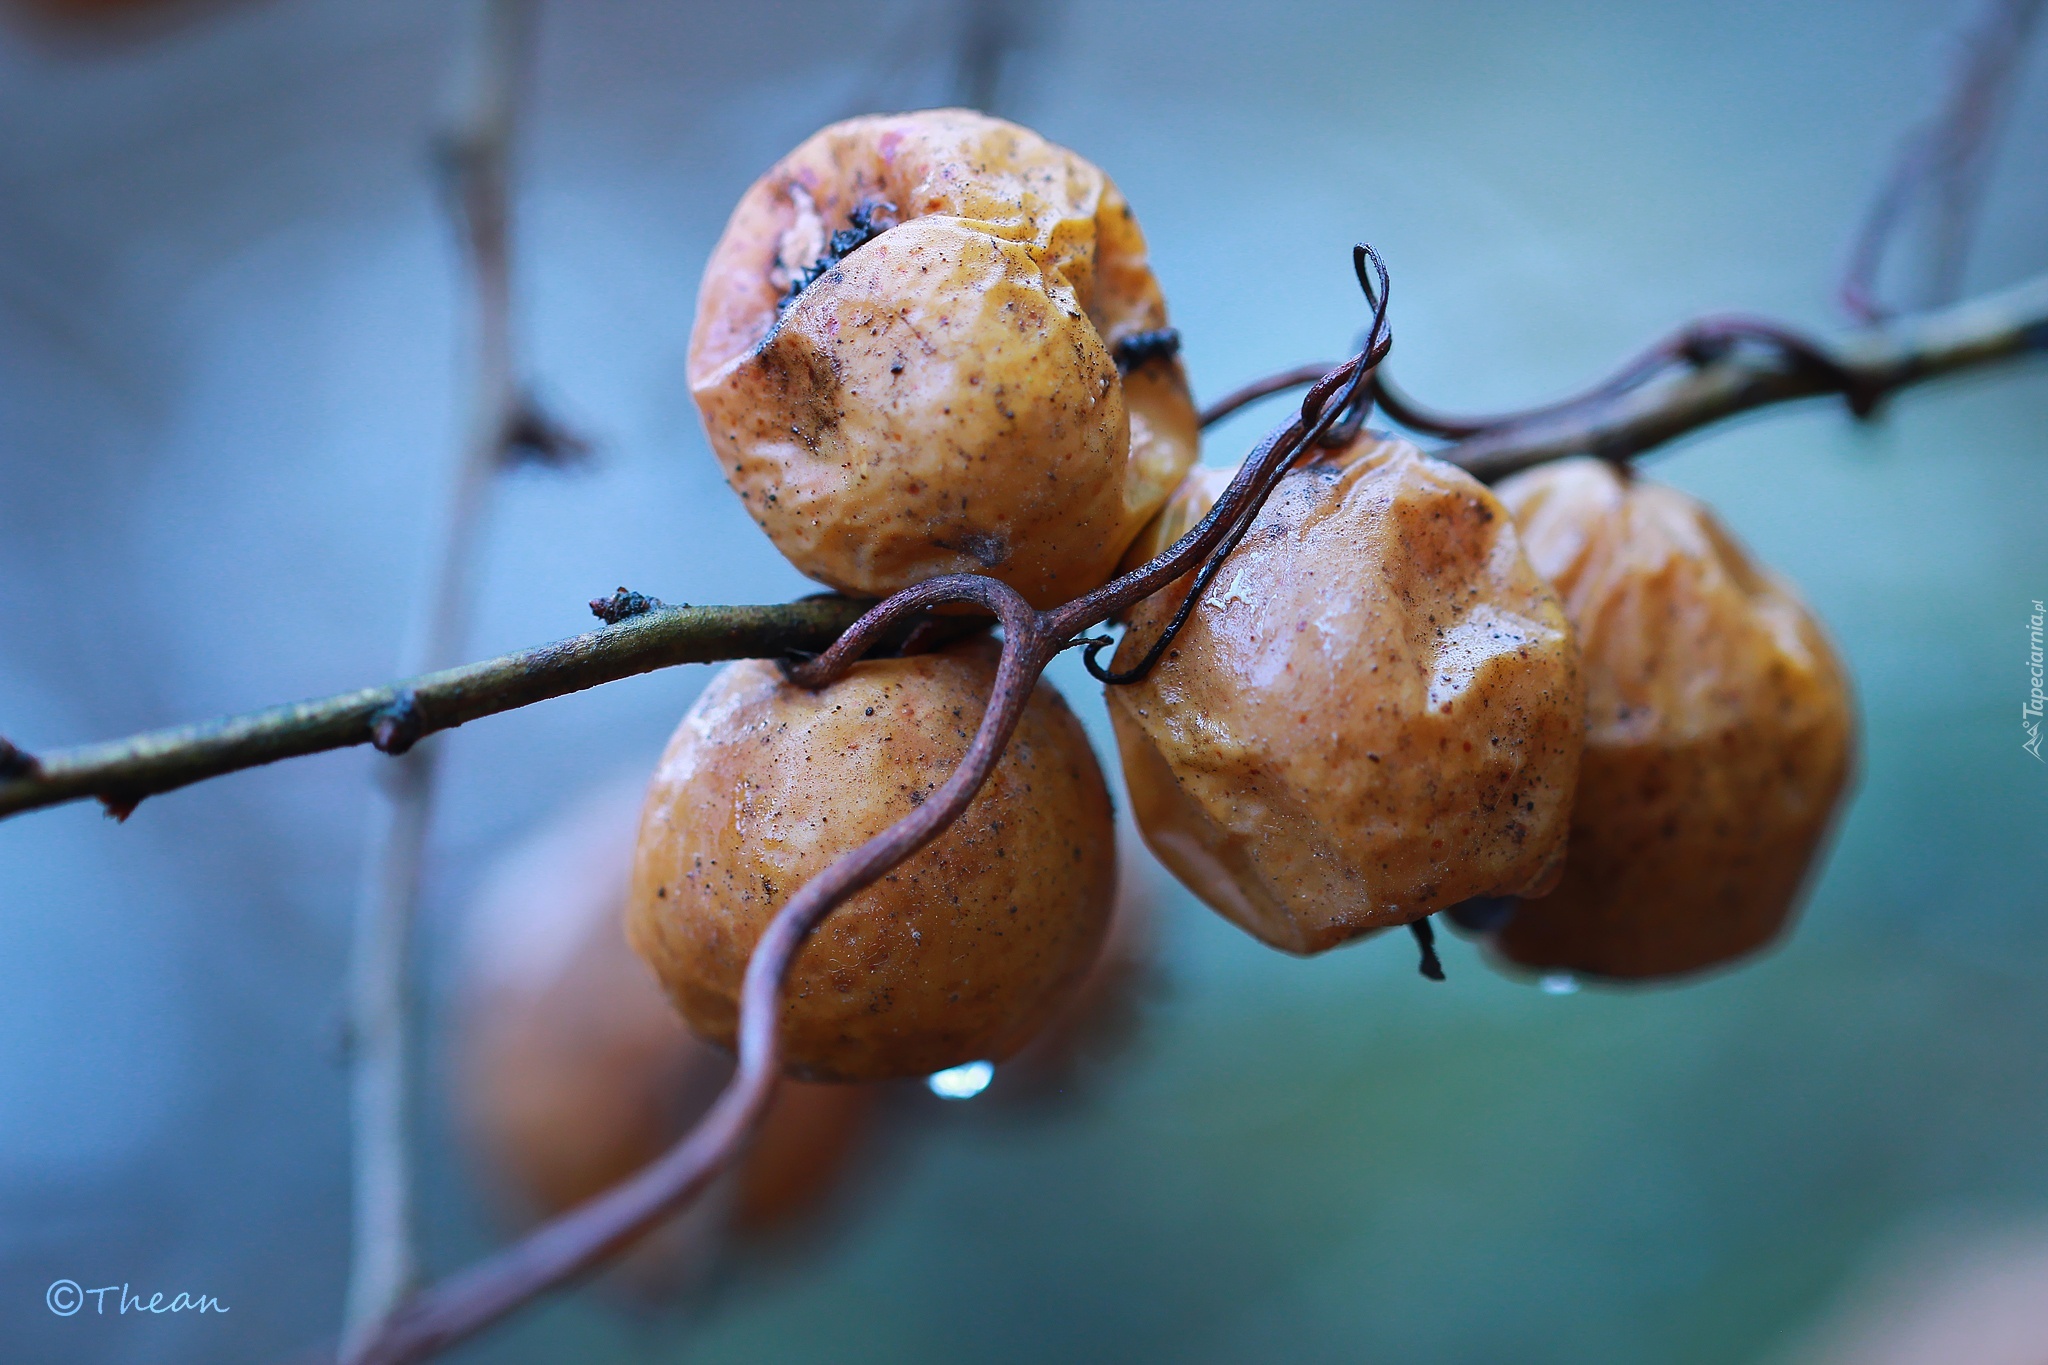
1841,0 -> 2046,321
1189,271 -> 2048,484
1198,361 -> 1334,427
340,2 -> 538,1356
0,597 -> 953,821
1084,245 -> 1392,683
1445,272 -> 2048,481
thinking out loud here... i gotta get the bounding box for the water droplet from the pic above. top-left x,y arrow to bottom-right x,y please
926,1059 -> 994,1100
1539,973 -> 1579,996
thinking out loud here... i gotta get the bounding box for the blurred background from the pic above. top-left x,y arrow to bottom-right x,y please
2,0 -> 2045,1361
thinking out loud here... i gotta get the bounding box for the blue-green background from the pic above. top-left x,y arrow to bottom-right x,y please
1,2 -> 2044,1361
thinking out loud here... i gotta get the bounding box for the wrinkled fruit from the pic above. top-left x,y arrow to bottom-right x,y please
1485,457 -> 1856,979
689,108 -> 1199,607
628,637 -> 1117,1081
1107,434 -> 1584,954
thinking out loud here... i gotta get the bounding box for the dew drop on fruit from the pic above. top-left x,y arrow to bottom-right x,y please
927,1060 -> 995,1100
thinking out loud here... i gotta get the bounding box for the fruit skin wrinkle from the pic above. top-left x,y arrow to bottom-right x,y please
1109,434 -> 1584,954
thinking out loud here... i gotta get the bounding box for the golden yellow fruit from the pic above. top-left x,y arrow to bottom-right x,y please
1487,457 -> 1856,979
1106,434 -> 1584,954
688,108 -> 1199,607
627,637 -> 1117,1081
453,784 -> 874,1242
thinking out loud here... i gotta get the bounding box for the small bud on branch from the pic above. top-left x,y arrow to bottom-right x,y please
0,737 -> 40,780
588,587 -> 664,624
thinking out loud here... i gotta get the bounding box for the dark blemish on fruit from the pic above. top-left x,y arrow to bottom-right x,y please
940,530 -> 1010,568
1111,328 -> 1181,374
780,199 -> 898,309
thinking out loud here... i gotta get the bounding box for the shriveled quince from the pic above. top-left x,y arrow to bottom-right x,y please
1106,434 -> 1585,954
688,108 -> 1199,607
1483,457 -> 1856,979
627,637 -> 1116,1081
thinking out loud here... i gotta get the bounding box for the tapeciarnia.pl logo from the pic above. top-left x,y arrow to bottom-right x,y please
2027,599 -> 2045,762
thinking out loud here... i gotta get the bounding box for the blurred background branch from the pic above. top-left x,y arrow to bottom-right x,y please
1841,0 -> 2045,320
340,0 -> 543,1357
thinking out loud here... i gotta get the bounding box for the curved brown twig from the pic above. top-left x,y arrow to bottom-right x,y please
1078,244 -> 1392,683
1444,274 -> 2048,482
1196,271 -> 2048,489
1207,318 -> 1876,440
1198,361 -> 1335,427
1370,313 -> 1888,454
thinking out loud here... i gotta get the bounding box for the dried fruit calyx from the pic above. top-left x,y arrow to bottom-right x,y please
1482,457 -> 1857,980
1107,434 -> 1585,954
627,636 -> 1117,1081
688,108 -> 1199,608
779,197 -> 896,308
